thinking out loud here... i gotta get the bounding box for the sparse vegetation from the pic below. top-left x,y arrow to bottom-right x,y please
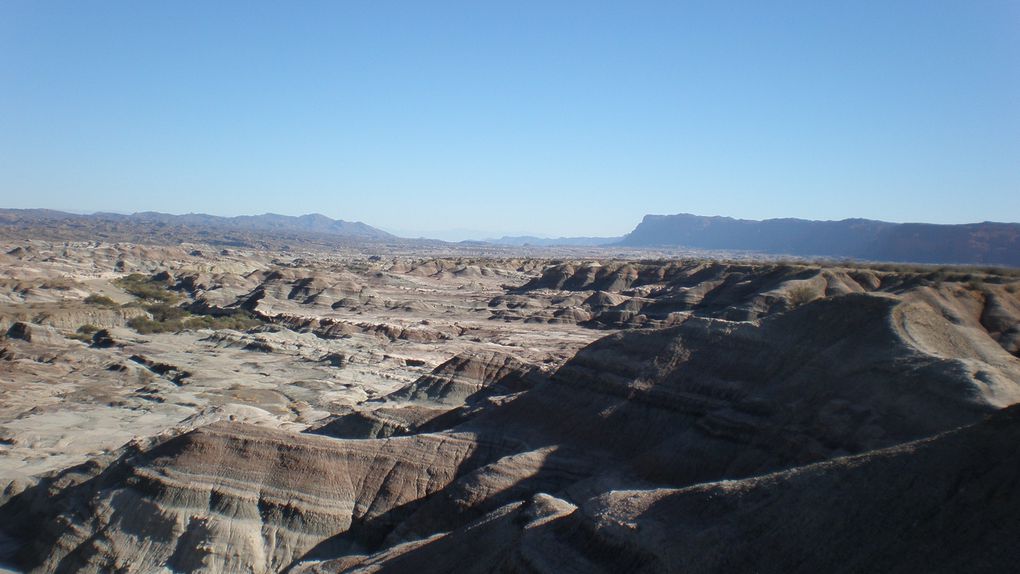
866,263 -> 1020,280
788,285 -> 816,308
83,294 -> 117,307
763,260 -> 1020,281
38,277 -> 79,291
113,274 -> 177,303
144,302 -> 188,322
113,272 -> 263,333
67,323 -> 100,342
127,309 -> 262,334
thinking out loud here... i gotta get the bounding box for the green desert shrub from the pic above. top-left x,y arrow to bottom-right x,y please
788,285 -> 816,308
83,294 -> 117,307
144,302 -> 188,322
127,308 -> 262,334
113,274 -> 177,303
127,315 -> 176,334
67,323 -> 100,342
186,312 -> 263,331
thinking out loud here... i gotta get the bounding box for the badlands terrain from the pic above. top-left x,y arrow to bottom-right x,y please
1,238 -> 1019,572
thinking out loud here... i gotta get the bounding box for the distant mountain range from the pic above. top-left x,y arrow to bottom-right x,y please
619,213 -> 1020,266
2,208 -> 1019,266
487,235 -> 622,247
110,211 -> 393,239
0,209 -> 394,244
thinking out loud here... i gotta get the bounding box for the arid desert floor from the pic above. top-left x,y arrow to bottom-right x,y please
1,240 -> 1019,573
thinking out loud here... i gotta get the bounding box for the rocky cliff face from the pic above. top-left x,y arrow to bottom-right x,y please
618,213 -> 1020,266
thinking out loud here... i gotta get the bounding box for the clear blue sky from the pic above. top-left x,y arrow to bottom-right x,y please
2,1 -> 1018,239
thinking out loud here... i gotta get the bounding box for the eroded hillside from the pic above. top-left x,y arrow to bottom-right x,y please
0,242 -> 1018,573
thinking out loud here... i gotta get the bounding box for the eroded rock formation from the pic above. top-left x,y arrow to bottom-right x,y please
1,245 -> 1018,573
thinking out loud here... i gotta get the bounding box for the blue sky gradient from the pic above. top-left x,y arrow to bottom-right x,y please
2,1 -> 1018,238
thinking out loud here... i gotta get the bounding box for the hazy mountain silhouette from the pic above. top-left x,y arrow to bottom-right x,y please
487,235 -> 621,247
619,213 -> 1020,266
0,209 -> 394,240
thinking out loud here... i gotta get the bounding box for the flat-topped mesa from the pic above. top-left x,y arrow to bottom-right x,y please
618,213 -> 1020,267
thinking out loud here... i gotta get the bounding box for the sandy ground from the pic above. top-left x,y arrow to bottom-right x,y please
0,241 -> 603,487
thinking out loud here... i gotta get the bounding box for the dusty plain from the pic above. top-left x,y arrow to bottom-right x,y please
0,241 -> 604,482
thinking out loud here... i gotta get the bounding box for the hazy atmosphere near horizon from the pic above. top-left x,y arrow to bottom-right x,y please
2,1 -> 1018,239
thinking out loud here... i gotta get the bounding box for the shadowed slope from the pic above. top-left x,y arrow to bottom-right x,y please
473,293 -> 1020,485
3,290 -> 1018,573
333,405 -> 1020,574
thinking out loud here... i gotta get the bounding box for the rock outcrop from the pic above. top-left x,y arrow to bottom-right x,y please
332,405 -> 1020,573
4,287 -> 1018,573
2,250 -> 1019,574
311,350 -> 545,440
619,212 -> 1020,266
493,260 -> 1020,358
4,425 -> 492,573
